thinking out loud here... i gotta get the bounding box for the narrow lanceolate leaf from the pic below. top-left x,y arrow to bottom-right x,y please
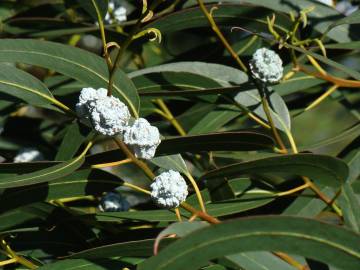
223,252 -> 296,270
0,64 -> 55,108
129,61 -> 248,87
157,131 -> 274,154
138,216 -> 360,270
38,258 -> 129,270
0,153 -> 86,188
67,239 -> 175,259
0,39 -> 139,116
55,122 -> 92,161
338,184 -> 360,233
201,154 -> 349,188
326,10 -> 360,33
0,169 -> 120,212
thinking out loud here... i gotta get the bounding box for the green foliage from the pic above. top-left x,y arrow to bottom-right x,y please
0,0 -> 359,269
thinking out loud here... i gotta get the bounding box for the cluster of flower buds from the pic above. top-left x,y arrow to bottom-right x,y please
150,170 -> 188,208
14,147 -> 44,163
250,47 -> 283,84
76,87 -> 161,160
76,87 -> 130,136
105,1 -> 127,23
98,192 -> 130,212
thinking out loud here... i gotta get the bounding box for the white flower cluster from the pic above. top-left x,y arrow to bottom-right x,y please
150,170 -> 188,208
14,148 -> 44,163
98,192 -> 130,212
76,87 -> 130,136
105,1 -> 127,23
250,48 -> 283,84
123,118 -> 161,160
76,87 -> 161,159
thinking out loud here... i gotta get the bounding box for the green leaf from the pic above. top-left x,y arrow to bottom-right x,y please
222,252 -> 296,270
283,187 -> 334,217
55,122 -> 92,161
338,183 -> 360,233
0,152 -> 86,189
157,131 -> 274,154
129,61 -> 248,87
67,239 -> 175,259
202,154 -> 349,188
77,0 -> 108,20
0,202 -> 55,232
138,216 -> 360,270
235,89 -> 291,132
38,258 -> 129,270
184,0 -> 354,42
188,107 -> 241,135
151,154 -> 189,175
0,39 -> 139,117
146,5 -> 292,40
0,64 -> 56,109
0,169 -> 120,211
326,41 -> 360,50
326,10 -> 360,34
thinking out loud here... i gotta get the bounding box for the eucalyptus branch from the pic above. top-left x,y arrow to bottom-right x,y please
107,0 -> 164,99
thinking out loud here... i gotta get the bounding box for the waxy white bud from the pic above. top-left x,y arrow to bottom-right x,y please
150,170 -> 188,208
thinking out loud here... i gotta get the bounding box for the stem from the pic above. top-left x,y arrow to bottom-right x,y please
185,173 -> 207,213
196,0 -> 247,72
175,208 -> 182,222
91,158 -> 132,169
261,95 -> 287,151
0,239 -> 38,269
276,183 -> 310,197
305,84 -> 339,111
181,202 -> 220,224
0,258 -> 17,267
123,182 -> 151,195
155,99 -> 187,136
107,0 -> 164,99
273,252 -> 306,270
113,137 -> 155,180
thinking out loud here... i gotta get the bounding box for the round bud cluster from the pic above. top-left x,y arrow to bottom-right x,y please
14,148 -> 44,163
123,118 -> 161,160
105,2 -> 127,23
249,48 -> 283,83
98,192 -> 130,212
150,170 -> 188,209
76,87 -> 130,136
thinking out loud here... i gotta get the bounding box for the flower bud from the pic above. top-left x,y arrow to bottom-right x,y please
14,148 -> 44,163
250,48 -> 283,83
76,87 -> 130,136
99,192 -> 130,212
123,118 -> 161,160
150,170 -> 188,208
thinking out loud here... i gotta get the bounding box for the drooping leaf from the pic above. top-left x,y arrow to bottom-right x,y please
0,39 -> 140,116
129,61 -> 248,87
138,216 -> 360,270
0,169 -> 121,212
0,152 -> 86,188
0,64 -> 56,109
202,154 -> 349,188
156,131 -> 274,154
55,122 -> 92,161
